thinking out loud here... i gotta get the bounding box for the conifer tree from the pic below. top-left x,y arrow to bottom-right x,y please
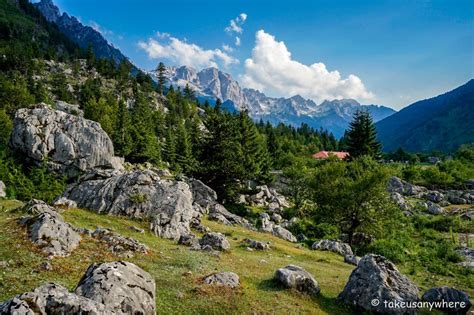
176,121 -> 197,174
156,62 -> 166,95
238,111 -> 262,179
346,110 -> 381,159
163,126 -> 177,168
114,100 -> 132,157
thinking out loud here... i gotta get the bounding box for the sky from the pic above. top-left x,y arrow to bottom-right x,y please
51,0 -> 473,110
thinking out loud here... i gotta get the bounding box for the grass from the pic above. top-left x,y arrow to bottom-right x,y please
0,199 -> 472,314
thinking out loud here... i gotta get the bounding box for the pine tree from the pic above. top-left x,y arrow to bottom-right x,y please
183,84 -> 195,101
113,100 -> 132,157
176,121 -> 197,174
346,110 -> 381,159
238,111 -> 262,179
156,62 -> 166,95
86,43 -> 95,70
163,126 -> 177,168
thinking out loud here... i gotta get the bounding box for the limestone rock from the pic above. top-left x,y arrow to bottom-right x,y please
0,181 -> 5,198
344,255 -> 360,266
422,286 -> 471,314
208,203 -> 254,229
312,239 -> 353,256
91,228 -> 149,257
427,201 -> 444,215
203,272 -> 240,288
426,191 -> 445,203
189,179 -> 217,210
53,197 -> 77,209
387,176 -> 426,196
75,261 -> 156,315
199,232 -> 230,251
456,247 -> 474,268
55,100 -> 84,117
274,265 -> 320,295
272,225 -> 297,243
10,104 -> 123,177
61,169 -> 196,240
242,238 -> 270,250
337,254 -> 419,314
20,201 -> 80,257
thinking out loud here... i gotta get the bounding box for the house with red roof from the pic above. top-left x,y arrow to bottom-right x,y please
312,151 -> 350,160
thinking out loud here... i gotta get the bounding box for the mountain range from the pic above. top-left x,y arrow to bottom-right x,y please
376,79 -> 474,152
34,0 -> 128,65
150,66 -> 396,138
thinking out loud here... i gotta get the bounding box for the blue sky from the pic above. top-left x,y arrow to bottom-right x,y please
52,0 -> 473,109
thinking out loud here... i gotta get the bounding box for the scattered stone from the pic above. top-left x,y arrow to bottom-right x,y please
274,265 -> 320,295
61,169 -> 197,241
189,179 -> 217,210
75,261 -> 156,315
208,203 -> 254,229
52,197 -> 77,209
0,180 -> 5,198
0,283 -> 106,314
178,234 -> 200,248
91,228 -> 148,257
387,176 -> 426,196
41,261 -> 53,271
22,199 -> 59,215
20,201 -> 81,257
427,201 -> 444,215
272,225 -> 297,243
461,210 -> 474,221
242,238 -> 270,250
297,233 -> 308,242
10,104 -> 123,177
390,192 -> 411,211
237,185 -> 290,212
271,213 -> 282,223
312,239 -> 353,256
203,272 -> 240,288
422,286 -> 471,314
199,232 -> 230,251
344,255 -> 360,266
456,247 -> 474,268
426,191 -> 445,203
337,254 -> 419,314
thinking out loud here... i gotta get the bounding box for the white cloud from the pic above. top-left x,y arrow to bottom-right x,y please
138,35 -> 238,69
225,13 -> 247,34
240,30 -> 374,102
89,21 -> 113,36
235,36 -> 241,46
222,44 -> 233,52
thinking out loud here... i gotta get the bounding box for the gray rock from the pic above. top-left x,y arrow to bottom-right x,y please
274,265 -> 320,295
22,199 -> 58,215
10,104 -> 123,177
61,169 -> 197,240
208,203 -> 254,229
426,191 -> 445,203
20,202 -> 81,257
0,283 -> 106,314
189,179 -> 217,210
427,201 -> 444,215
461,210 -> 474,221
53,197 -> 77,209
387,176 -> 426,196
129,226 -> 145,233
391,192 -> 411,211
75,261 -> 156,315
259,213 -> 274,233
242,238 -> 270,250
0,181 -> 6,198
456,247 -> 474,268
271,213 -> 282,223
344,255 -> 360,266
312,239 -> 353,256
199,232 -> 230,251
337,254 -> 419,314
55,100 -> 84,117
272,225 -> 297,243
422,286 -> 471,314
203,272 -> 240,288
91,228 -> 148,257
178,233 -> 200,248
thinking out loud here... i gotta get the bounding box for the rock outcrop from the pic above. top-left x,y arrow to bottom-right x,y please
10,104 -> 123,177
312,239 -> 353,256
274,265 -> 320,295
203,272 -> 240,288
422,286 -> 471,314
337,254 -> 419,314
89,228 -> 149,258
75,261 -> 156,315
61,169 -> 197,240
387,176 -> 426,196
259,213 -> 297,242
237,185 -> 290,213
344,255 -> 360,266
208,203 -> 254,229
242,238 -> 270,250
20,200 -> 80,257
456,247 -> 474,268
0,261 -> 155,314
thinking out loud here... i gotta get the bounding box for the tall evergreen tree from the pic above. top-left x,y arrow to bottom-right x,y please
346,110 -> 381,159
176,121 -> 197,174
113,100 -> 132,157
238,111 -> 263,179
156,62 -> 166,95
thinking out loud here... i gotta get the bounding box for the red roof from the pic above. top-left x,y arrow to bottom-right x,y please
312,151 -> 350,159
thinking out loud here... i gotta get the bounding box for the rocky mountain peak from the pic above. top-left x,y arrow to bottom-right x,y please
35,0 -> 61,23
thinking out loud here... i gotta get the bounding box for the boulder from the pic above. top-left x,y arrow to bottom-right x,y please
189,179 -> 217,210
10,104 -> 123,177
461,210 -> 474,221
387,176 -> 426,196
272,225 -> 297,243
271,213 -> 283,223
242,238 -> 270,250
422,286 -> 471,314
55,100 -> 84,117
259,213 -> 274,233
274,265 -> 320,295
427,201 -> 444,215
203,272 -> 240,288
199,232 -> 230,251
90,228 -> 149,257
391,192 -> 411,211
426,191 -> 445,203
61,169 -> 196,240
75,261 -> 156,315
0,283 -> 106,314
0,180 -> 5,198
208,203 -> 254,229
337,254 -> 419,314
178,233 -> 200,248
312,239 -> 353,256
344,255 -> 360,266
22,199 -> 58,215
20,202 -> 81,257
456,247 -> 474,268
53,197 -> 77,209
